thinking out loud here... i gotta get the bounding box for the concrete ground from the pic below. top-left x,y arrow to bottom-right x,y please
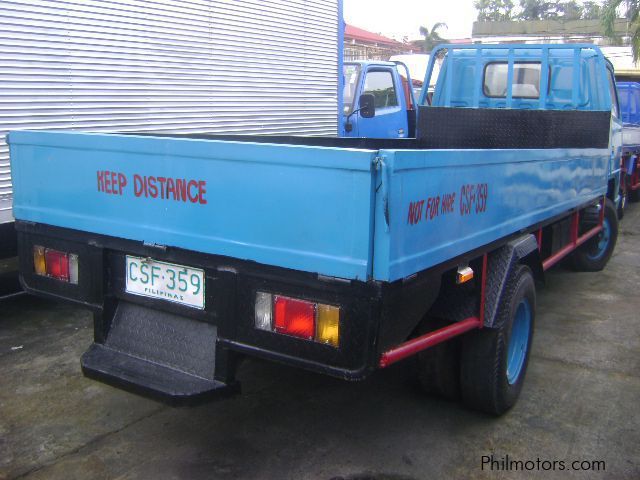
1,207 -> 639,480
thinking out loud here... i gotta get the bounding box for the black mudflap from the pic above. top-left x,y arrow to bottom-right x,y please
81,302 -> 239,406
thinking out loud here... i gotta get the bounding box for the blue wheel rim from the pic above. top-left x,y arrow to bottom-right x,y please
506,299 -> 531,385
586,218 -> 611,261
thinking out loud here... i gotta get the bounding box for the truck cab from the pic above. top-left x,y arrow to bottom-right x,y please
422,45 -> 623,210
341,61 -> 417,138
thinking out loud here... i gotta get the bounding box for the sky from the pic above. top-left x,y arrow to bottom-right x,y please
343,0 -> 478,41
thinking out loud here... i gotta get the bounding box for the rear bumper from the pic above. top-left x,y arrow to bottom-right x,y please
16,221 -> 383,390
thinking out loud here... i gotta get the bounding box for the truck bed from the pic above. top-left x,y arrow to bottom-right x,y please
9,130 -> 609,282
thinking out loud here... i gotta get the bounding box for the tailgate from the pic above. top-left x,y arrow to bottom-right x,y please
9,131 -> 377,281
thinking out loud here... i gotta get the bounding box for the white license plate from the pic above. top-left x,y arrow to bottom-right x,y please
125,256 -> 205,309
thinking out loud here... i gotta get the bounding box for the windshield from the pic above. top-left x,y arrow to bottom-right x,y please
343,63 -> 360,114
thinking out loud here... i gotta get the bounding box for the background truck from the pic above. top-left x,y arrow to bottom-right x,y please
342,60 -> 418,138
10,44 -> 620,415
617,81 -> 640,206
0,0 -> 342,260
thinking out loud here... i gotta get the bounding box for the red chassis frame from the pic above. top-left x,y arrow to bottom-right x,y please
379,197 -> 606,368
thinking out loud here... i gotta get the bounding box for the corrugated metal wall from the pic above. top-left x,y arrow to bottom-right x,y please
0,0 -> 340,223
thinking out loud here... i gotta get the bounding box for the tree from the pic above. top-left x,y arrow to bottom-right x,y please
419,23 -> 448,53
557,0 -> 583,20
517,0 -> 560,20
475,0 -> 515,21
602,1 -> 640,61
582,1 -> 602,19
475,0 -> 600,23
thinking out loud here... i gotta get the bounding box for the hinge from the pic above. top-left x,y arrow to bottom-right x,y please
143,241 -> 167,251
373,155 -> 390,231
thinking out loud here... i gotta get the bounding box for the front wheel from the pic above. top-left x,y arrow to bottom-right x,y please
571,199 -> 618,272
460,265 -> 536,415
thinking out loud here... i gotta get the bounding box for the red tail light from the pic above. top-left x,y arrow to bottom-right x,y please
44,249 -> 69,281
255,292 -> 340,347
33,246 -> 79,284
274,296 -> 315,339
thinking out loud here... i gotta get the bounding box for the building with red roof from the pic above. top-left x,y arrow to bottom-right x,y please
344,23 -> 415,61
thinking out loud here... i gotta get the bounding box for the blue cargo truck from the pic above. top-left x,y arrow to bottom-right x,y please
9,44 -> 621,415
617,81 -> 640,206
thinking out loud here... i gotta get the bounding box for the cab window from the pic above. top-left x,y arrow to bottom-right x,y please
484,62 -> 541,98
363,70 -> 398,108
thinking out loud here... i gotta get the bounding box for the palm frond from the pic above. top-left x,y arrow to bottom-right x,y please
602,0 -> 623,40
431,22 -> 448,34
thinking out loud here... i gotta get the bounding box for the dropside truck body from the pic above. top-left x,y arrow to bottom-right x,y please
10,44 -> 621,415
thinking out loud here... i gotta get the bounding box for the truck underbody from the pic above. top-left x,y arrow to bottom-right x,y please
16,187 -> 612,406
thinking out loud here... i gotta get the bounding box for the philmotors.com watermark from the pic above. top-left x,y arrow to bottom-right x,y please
481,454 -> 605,472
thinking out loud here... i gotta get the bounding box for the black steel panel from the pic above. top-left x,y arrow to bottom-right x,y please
105,302 -> 217,380
81,343 -> 239,406
128,132 -> 423,150
15,221 -> 385,381
417,106 -> 611,149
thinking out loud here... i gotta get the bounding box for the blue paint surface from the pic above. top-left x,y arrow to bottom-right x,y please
618,81 -> 640,125
10,131 -> 377,281
372,148 -> 608,281
420,43 -> 613,112
10,131 -> 609,283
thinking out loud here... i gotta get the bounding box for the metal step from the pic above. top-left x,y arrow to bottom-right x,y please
81,344 -> 238,406
80,301 -> 239,406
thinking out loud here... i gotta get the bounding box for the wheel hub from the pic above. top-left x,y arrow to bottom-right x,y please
586,218 -> 611,261
506,299 -> 531,385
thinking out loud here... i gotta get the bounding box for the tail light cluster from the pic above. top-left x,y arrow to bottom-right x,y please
255,292 -> 340,347
33,246 -> 79,284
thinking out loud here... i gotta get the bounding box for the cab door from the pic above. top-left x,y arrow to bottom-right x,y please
357,67 -> 408,138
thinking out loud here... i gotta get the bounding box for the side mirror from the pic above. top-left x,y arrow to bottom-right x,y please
358,94 -> 376,118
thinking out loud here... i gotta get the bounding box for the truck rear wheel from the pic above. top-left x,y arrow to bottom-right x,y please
571,199 -> 618,272
415,317 -> 461,401
460,265 -> 535,415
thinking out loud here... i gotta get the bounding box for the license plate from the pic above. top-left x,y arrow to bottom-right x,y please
125,256 -> 205,309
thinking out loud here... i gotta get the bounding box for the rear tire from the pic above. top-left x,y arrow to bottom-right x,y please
571,199 -> 618,272
460,265 -> 535,416
415,317 -> 461,401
